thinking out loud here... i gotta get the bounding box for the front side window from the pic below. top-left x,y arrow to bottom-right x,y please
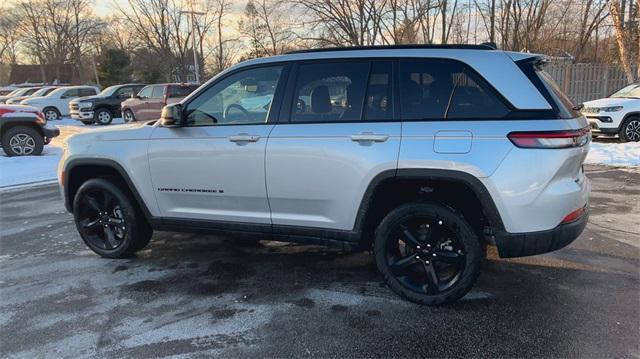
399,59 -> 509,120
292,62 -> 369,123
184,66 -> 283,126
80,88 -> 97,96
137,86 -> 152,98
115,86 -> 135,98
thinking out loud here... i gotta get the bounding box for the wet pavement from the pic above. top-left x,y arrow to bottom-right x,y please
0,165 -> 638,358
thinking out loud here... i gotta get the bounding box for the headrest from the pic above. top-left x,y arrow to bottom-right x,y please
311,85 -> 331,114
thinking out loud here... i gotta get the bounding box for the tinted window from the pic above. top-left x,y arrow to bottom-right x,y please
79,88 -> 97,96
137,86 -> 152,98
168,85 -> 198,98
399,59 -> 509,119
24,88 -> 40,95
364,62 -> 393,121
292,62 -> 368,122
63,88 -> 80,98
151,86 -> 165,98
184,66 -> 282,126
115,86 -> 136,98
535,66 -> 579,118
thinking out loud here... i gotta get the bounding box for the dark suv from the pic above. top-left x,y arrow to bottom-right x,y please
1,104 -> 59,156
69,84 -> 146,125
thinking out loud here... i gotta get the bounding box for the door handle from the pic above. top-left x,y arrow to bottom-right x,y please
229,134 -> 261,143
350,133 -> 389,143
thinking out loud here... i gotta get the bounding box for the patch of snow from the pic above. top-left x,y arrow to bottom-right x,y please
0,145 -> 63,188
586,141 -> 640,167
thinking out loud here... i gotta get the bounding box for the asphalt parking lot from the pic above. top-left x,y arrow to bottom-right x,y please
0,164 -> 638,358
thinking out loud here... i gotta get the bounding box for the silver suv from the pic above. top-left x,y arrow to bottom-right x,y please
58,45 -> 590,305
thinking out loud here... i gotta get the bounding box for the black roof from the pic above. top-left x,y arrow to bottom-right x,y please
286,44 -> 495,55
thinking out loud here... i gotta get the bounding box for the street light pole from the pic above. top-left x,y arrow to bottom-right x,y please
180,9 -> 205,84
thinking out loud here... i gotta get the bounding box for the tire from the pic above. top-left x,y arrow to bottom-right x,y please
123,109 -> 136,123
374,202 -> 482,306
1,126 -> 44,156
81,120 -> 94,125
94,108 -> 113,125
619,116 -> 640,142
43,107 -> 60,121
73,178 -> 153,258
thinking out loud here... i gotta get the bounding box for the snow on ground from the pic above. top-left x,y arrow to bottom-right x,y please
0,117 -> 124,189
585,141 -> 640,167
0,121 -> 638,189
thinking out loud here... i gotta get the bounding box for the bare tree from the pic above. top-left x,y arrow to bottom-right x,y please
610,0 -> 636,82
0,7 -> 20,65
239,0 -> 294,56
381,0 -> 439,44
297,0 -> 388,46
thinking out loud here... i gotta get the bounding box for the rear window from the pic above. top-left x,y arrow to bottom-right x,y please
528,61 -> 580,119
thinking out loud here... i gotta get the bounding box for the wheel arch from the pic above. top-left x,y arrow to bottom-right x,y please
64,159 -> 152,222
622,111 -> 640,126
0,119 -> 45,139
354,168 -> 505,247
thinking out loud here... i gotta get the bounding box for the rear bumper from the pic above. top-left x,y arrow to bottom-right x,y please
494,206 -> 589,258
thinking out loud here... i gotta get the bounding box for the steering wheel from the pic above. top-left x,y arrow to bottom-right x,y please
223,104 -> 250,120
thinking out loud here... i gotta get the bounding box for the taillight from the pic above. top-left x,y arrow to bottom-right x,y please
0,108 -> 15,117
508,127 -> 590,149
561,206 -> 586,224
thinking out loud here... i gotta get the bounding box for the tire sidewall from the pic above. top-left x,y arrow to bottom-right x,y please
95,109 -> 113,125
73,178 -> 141,258
374,202 -> 482,305
123,110 -> 135,123
43,107 -> 60,121
1,126 -> 44,156
619,117 -> 640,142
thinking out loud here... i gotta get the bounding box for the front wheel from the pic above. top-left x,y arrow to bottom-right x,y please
95,109 -> 113,125
73,178 -> 152,258
374,202 -> 482,306
123,109 -> 136,123
619,117 -> 640,142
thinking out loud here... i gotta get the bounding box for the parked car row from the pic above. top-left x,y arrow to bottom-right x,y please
69,83 -> 199,125
0,85 -> 101,121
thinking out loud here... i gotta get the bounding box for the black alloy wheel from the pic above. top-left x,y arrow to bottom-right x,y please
375,202 -> 482,305
73,178 -> 152,258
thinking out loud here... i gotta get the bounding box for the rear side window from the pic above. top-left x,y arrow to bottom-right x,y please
399,59 -> 509,120
151,86 -> 165,98
168,85 -> 198,98
80,88 -> 96,96
291,62 -> 369,123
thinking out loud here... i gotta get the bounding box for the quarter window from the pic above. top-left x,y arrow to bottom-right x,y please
184,66 -> 283,126
399,59 -> 509,120
291,62 -> 369,123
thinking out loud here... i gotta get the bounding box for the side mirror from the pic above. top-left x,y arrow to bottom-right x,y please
160,103 -> 183,127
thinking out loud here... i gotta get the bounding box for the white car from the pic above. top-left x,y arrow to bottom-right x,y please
21,85 -> 99,121
5,86 -> 58,105
0,87 -> 41,104
582,83 -> 640,142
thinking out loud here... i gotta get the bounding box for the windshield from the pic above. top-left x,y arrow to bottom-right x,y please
610,84 -> 640,99
6,89 -> 21,96
98,85 -> 119,97
12,88 -> 32,96
32,87 -> 55,96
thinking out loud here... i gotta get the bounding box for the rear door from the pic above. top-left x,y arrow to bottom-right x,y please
265,60 -> 400,232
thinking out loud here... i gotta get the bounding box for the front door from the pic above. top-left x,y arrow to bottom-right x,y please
148,65 -> 287,224
265,61 -> 401,231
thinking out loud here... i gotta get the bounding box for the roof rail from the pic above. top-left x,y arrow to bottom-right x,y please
286,44 -> 495,54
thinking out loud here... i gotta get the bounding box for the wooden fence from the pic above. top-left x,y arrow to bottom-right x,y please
546,62 -> 637,104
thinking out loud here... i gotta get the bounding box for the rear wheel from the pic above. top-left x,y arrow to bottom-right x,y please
43,107 -> 60,121
374,202 -> 482,305
73,178 -> 152,258
619,117 -> 640,142
1,126 -> 44,156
